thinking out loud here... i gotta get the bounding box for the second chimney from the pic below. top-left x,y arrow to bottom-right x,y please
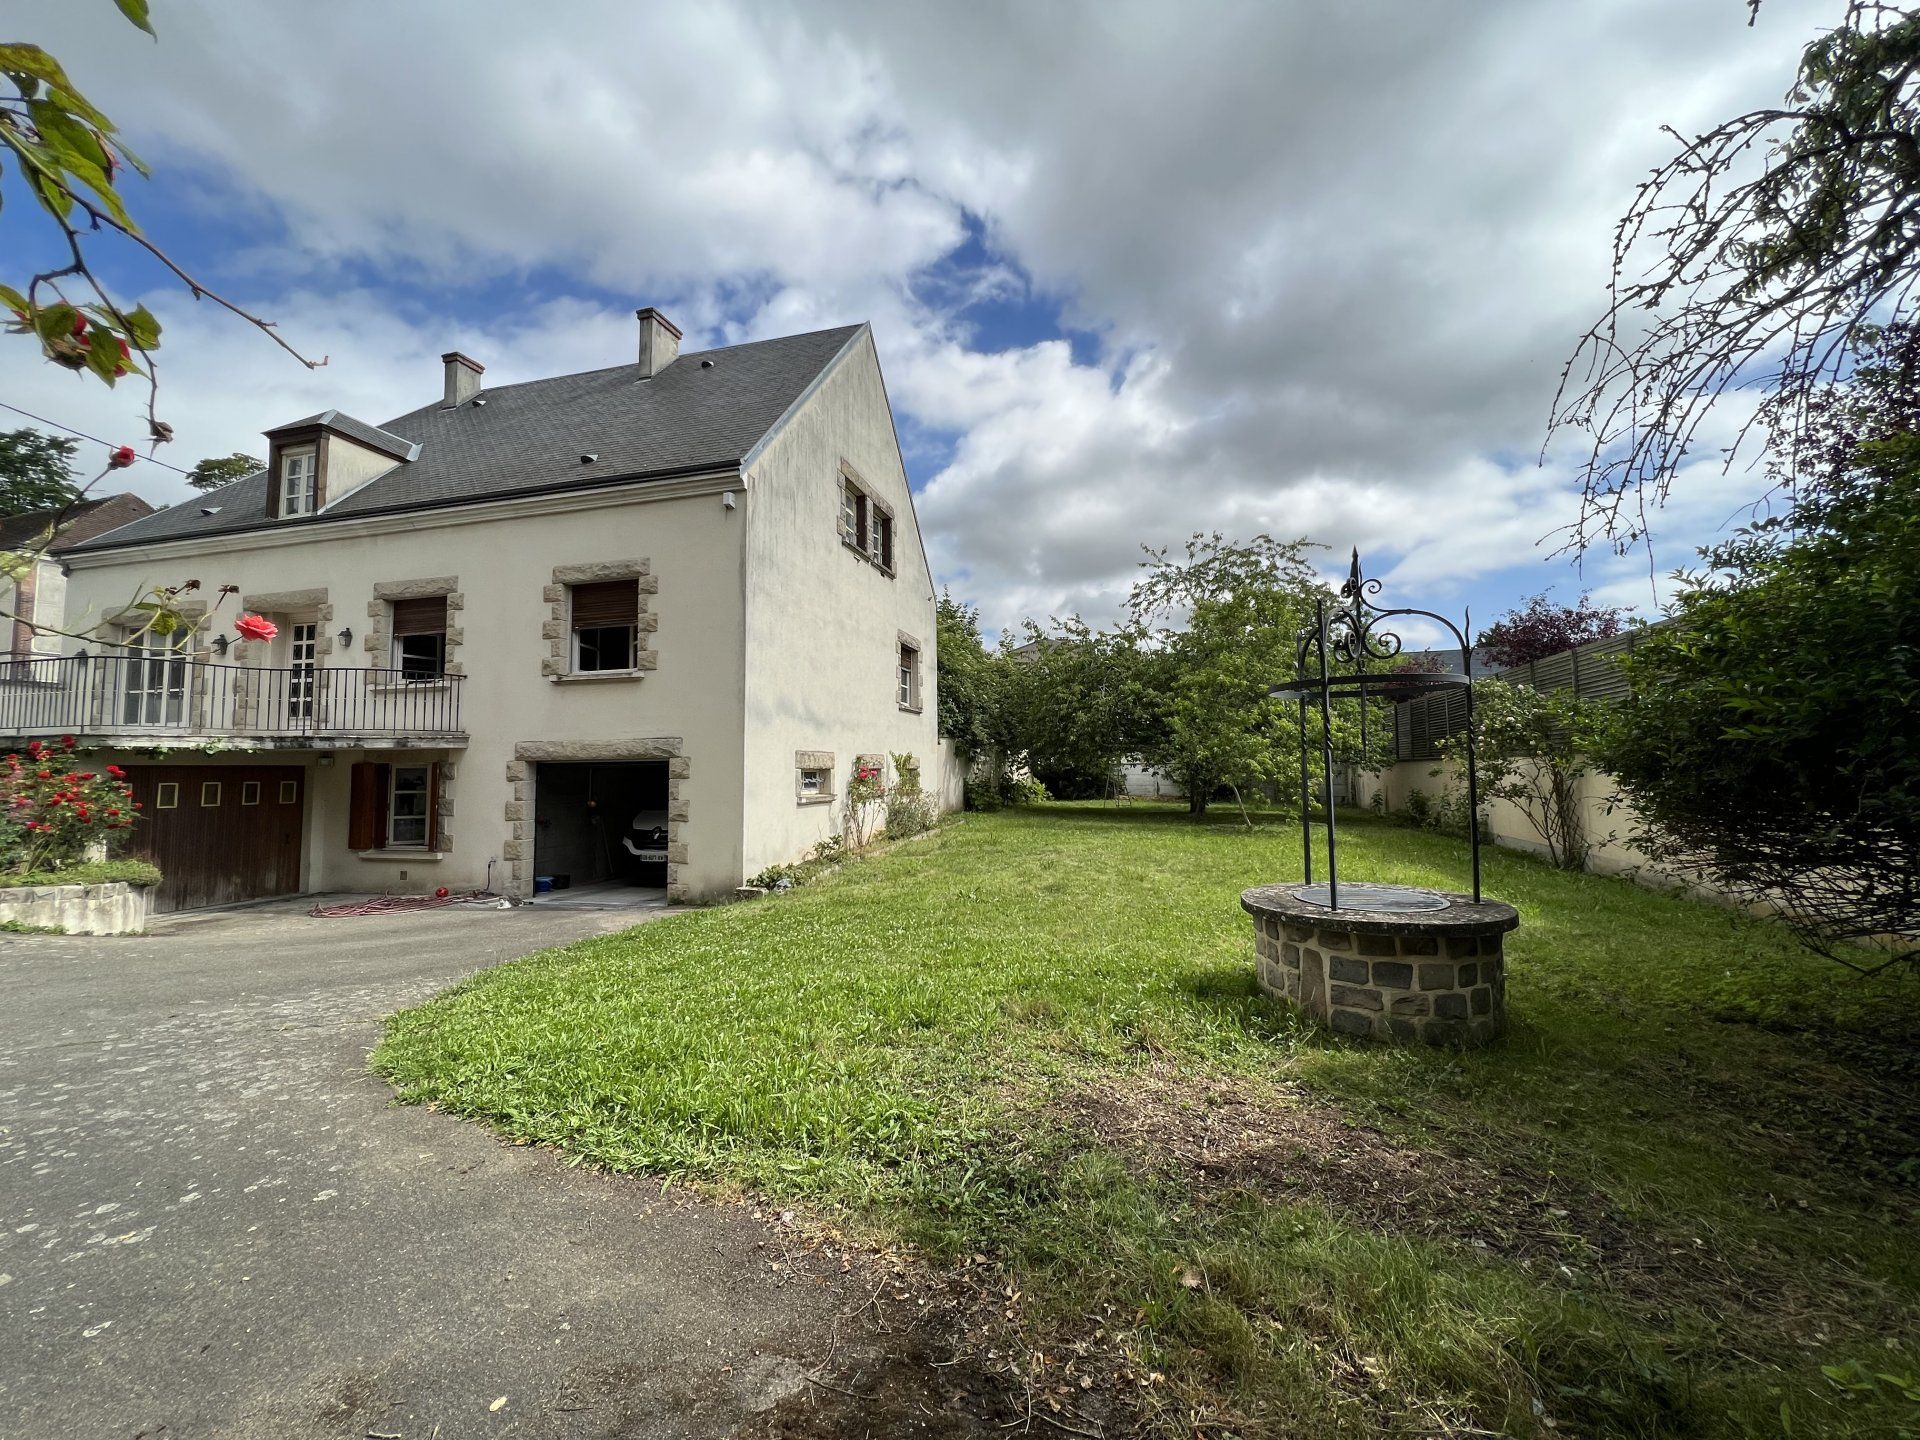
636,307 -> 682,379
442,350 -> 484,407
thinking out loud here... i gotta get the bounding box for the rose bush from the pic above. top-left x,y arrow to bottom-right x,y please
0,737 -> 140,874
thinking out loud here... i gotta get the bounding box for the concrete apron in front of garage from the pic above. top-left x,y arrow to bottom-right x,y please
0,902 -> 887,1438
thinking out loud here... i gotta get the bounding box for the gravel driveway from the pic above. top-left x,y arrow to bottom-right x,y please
0,900 -> 874,1439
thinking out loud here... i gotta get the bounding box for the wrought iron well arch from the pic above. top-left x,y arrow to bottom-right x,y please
1268,549 -> 1482,907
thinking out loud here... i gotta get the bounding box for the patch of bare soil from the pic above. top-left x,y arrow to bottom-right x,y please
728,1215 -> 1138,1440
1055,1067 -> 1751,1307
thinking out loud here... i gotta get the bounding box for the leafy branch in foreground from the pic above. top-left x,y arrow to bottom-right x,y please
1551,2 -> 1920,554
0,9 -> 325,459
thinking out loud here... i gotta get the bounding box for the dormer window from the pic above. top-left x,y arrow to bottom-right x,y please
280,447 -> 317,516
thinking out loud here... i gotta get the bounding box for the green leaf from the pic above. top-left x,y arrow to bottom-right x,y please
32,302 -> 76,345
112,0 -> 157,37
0,285 -> 26,316
121,304 -> 161,349
82,330 -> 122,385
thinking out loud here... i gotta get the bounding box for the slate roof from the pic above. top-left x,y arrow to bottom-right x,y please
264,410 -> 419,461
61,323 -> 866,555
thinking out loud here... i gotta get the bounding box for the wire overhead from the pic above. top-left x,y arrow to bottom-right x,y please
0,399 -> 195,476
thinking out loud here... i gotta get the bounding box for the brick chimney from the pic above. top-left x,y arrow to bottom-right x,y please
441,351 -> 483,407
636,308 -> 681,379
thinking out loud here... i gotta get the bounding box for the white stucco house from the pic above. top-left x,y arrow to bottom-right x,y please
0,312 -> 953,912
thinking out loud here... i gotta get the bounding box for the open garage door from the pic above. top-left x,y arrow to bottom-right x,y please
123,765 -> 305,913
532,761 -> 669,896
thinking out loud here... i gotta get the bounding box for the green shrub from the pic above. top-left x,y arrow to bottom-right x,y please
0,857 -> 161,890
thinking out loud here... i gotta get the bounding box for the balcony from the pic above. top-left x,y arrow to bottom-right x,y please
0,654 -> 466,750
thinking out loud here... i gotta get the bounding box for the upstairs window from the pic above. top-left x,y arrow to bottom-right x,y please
840,466 -> 896,577
897,639 -> 921,710
390,595 -> 447,680
280,447 -> 317,516
841,478 -> 868,551
570,579 -> 638,673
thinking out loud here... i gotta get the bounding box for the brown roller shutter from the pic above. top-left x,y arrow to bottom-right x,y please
391,596 -> 448,636
348,761 -> 390,850
570,579 -> 637,629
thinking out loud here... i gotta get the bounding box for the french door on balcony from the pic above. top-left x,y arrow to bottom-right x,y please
287,622 -> 318,724
120,632 -> 188,726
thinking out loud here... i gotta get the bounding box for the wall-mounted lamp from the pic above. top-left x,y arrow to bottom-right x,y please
74,647 -> 90,666
336,626 -> 353,648
721,490 -> 737,511
316,752 -> 336,768
211,634 -> 231,655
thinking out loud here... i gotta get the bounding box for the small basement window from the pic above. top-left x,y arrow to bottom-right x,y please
390,595 -> 448,680
570,578 -> 639,673
794,750 -> 835,806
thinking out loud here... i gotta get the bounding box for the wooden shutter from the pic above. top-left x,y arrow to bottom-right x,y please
426,761 -> 442,852
569,579 -> 637,629
348,761 -> 391,850
391,596 -> 448,636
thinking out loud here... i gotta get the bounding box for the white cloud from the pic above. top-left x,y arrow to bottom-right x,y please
1,0 -> 1834,632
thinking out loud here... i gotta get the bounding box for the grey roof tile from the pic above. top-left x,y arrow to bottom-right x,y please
64,323 -> 866,554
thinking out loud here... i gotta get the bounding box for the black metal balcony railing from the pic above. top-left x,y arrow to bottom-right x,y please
0,654 -> 464,740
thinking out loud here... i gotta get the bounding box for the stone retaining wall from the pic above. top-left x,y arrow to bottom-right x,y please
0,880 -> 152,936
1243,884 -> 1519,1047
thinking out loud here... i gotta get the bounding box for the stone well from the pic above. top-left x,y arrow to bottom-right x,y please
1241,882 -> 1519,1046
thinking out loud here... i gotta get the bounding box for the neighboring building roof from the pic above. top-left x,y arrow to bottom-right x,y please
62,323 -> 867,555
1,492 -> 156,554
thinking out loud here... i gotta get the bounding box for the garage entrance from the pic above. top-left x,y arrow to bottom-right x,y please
123,764 -> 306,913
531,761 -> 669,897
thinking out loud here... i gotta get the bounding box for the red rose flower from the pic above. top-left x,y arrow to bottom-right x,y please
233,614 -> 278,642
108,445 -> 136,470
106,764 -> 126,779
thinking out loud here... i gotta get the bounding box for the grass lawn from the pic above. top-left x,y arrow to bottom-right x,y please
375,804 -> 1920,1437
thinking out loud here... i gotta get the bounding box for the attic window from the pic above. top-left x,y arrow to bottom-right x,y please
280,447 -> 317,516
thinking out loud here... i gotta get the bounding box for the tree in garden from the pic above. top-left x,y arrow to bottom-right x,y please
0,427 -> 81,513
1477,592 -> 1633,669
1604,325 -> 1920,972
1552,3 -> 1920,553
1127,533 -> 1334,819
998,617 -> 1151,799
933,593 -> 1009,762
1443,680 -> 1607,871
185,452 -> 263,492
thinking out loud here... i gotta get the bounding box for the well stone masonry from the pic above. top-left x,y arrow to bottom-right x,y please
1242,883 -> 1519,1046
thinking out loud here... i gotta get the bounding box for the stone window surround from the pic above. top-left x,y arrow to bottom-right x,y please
795,749 -> 834,806
506,738 -> 690,901
354,748 -> 459,857
365,576 -> 463,676
838,460 -> 895,577
896,629 -> 924,713
540,559 -> 658,680
236,587 -> 336,662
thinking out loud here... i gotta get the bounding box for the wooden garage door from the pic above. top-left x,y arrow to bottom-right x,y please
123,765 -> 305,914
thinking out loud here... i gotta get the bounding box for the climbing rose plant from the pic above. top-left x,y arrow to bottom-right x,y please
1,736 -> 139,873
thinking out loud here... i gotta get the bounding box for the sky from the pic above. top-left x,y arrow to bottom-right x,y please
0,0 -> 1835,642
